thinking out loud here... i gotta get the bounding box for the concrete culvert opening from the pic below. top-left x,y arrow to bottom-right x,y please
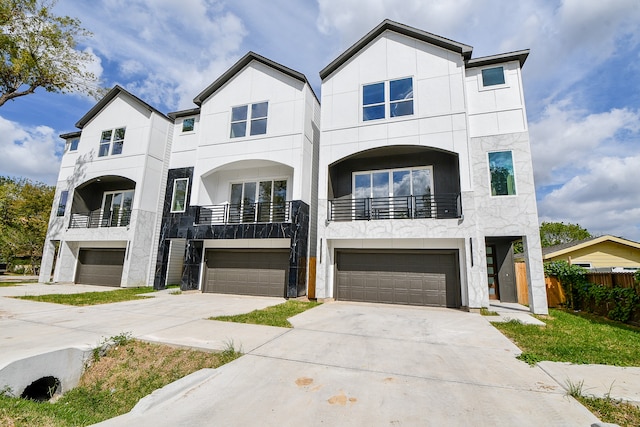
20,376 -> 61,401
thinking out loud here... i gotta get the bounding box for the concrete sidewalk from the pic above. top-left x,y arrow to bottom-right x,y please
0,284 -> 635,426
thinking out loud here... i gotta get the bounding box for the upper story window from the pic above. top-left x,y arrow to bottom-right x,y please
230,101 -> 269,138
56,190 -> 68,216
363,77 -> 413,121
67,138 -> 79,152
488,151 -> 516,196
170,178 -> 189,213
98,127 -> 126,157
481,66 -> 505,87
182,118 -> 195,133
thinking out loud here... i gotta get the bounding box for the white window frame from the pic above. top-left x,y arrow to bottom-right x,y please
487,150 -> 517,197
362,77 -> 414,122
228,178 -> 288,223
98,127 -> 126,157
478,66 -> 509,91
181,117 -> 195,133
100,190 -> 134,226
56,190 -> 69,217
229,101 -> 269,138
351,166 -> 433,219
67,138 -> 79,152
170,178 -> 189,213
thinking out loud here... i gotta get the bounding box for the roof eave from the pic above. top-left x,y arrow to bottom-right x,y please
320,19 -> 473,81
465,50 -> 530,69
75,85 -> 170,129
59,131 -> 82,139
168,107 -> 201,120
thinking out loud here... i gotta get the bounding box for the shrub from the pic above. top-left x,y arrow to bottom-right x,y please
544,261 -> 587,309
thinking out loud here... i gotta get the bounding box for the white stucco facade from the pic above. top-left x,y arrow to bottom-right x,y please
315,22 -> 547,314
39,87 -> 172,288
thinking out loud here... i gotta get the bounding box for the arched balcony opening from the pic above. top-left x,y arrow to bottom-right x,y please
327,146 -> 461,221
69,176 -> 136,228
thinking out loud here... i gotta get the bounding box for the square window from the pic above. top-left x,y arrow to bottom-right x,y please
363,78 -> 413,121
98,128 -> 125,157
171,178 -> 189,213
482,67 -> 505,87
230,103 -> 268,138
182,118 -> 195,132
489,151 -> 516,196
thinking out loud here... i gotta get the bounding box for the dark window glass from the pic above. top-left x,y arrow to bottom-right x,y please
482,67 -> 505,86
363,105 -> 385,121
182,118 -> 195,132
56,191 -> 68,216
69,138 -> 79,151
363,83 -> 384,105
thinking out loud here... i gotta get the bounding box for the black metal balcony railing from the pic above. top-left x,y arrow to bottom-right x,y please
69,210 -> 132,228
196,201 -> 292,225
328,194 -> 461,222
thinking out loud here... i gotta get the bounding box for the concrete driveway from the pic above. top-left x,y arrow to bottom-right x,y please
94,301 -> 600,426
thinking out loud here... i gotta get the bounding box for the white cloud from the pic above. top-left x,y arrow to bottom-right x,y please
56,0 -> 248,111
538,155 -> 640,241
530,101 -> 640,187
0,116 -> 63,185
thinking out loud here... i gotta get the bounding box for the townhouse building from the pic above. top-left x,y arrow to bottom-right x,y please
39,20 -> 547,314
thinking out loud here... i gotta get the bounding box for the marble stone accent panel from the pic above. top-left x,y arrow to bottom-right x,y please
154,168 -> 310,297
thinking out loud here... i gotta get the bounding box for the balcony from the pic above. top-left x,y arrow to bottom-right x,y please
69,209 -> 132,228
328,193 -> 461,222
196,201 -> 292,225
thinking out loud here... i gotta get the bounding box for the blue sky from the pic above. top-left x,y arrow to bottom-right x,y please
1,0 -> 639,240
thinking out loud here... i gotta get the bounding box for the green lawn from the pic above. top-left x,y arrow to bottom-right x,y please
493,308 -> 640,366
14,287 -> 155,306
210,300 -> 321,327
0,339 -> 241,426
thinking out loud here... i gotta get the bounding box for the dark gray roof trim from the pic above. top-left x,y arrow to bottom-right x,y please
75,85 -> 170,128
193,51 -> 318,105
320,19 -> 474,80
168,108 -> 201,120
465,50 -> 529,69
60,131 -> 81,139
541,236 -> 601,256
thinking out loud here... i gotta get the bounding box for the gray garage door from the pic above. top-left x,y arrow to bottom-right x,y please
75,249 -> 125,287
204,250 -> 289,297
336,250 -> 460,308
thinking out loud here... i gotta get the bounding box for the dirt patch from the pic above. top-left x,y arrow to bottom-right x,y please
327,391 -> 357,406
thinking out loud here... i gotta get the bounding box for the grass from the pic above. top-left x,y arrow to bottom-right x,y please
479,307 -> 499,316
492,308 -> 640,366
0,338 -> 241,426
210,300 -> 321,328
576,396 -> 640,427
13,287 -> 155,306
0,282 -> 21,287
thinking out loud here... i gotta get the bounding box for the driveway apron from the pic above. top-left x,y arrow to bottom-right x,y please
97,302 -> 599,426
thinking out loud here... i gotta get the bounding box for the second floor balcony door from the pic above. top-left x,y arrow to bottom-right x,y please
102,191 -> 134,227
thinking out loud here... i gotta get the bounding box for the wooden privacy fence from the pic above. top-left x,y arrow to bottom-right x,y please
516,263 -> 638,308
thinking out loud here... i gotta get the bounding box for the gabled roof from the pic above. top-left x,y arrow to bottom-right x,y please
75,85 -> 170,129
193,51 -> 318,105
465,50 -> 529,69
543,235 -> 640,258
319,19 -> 474,80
